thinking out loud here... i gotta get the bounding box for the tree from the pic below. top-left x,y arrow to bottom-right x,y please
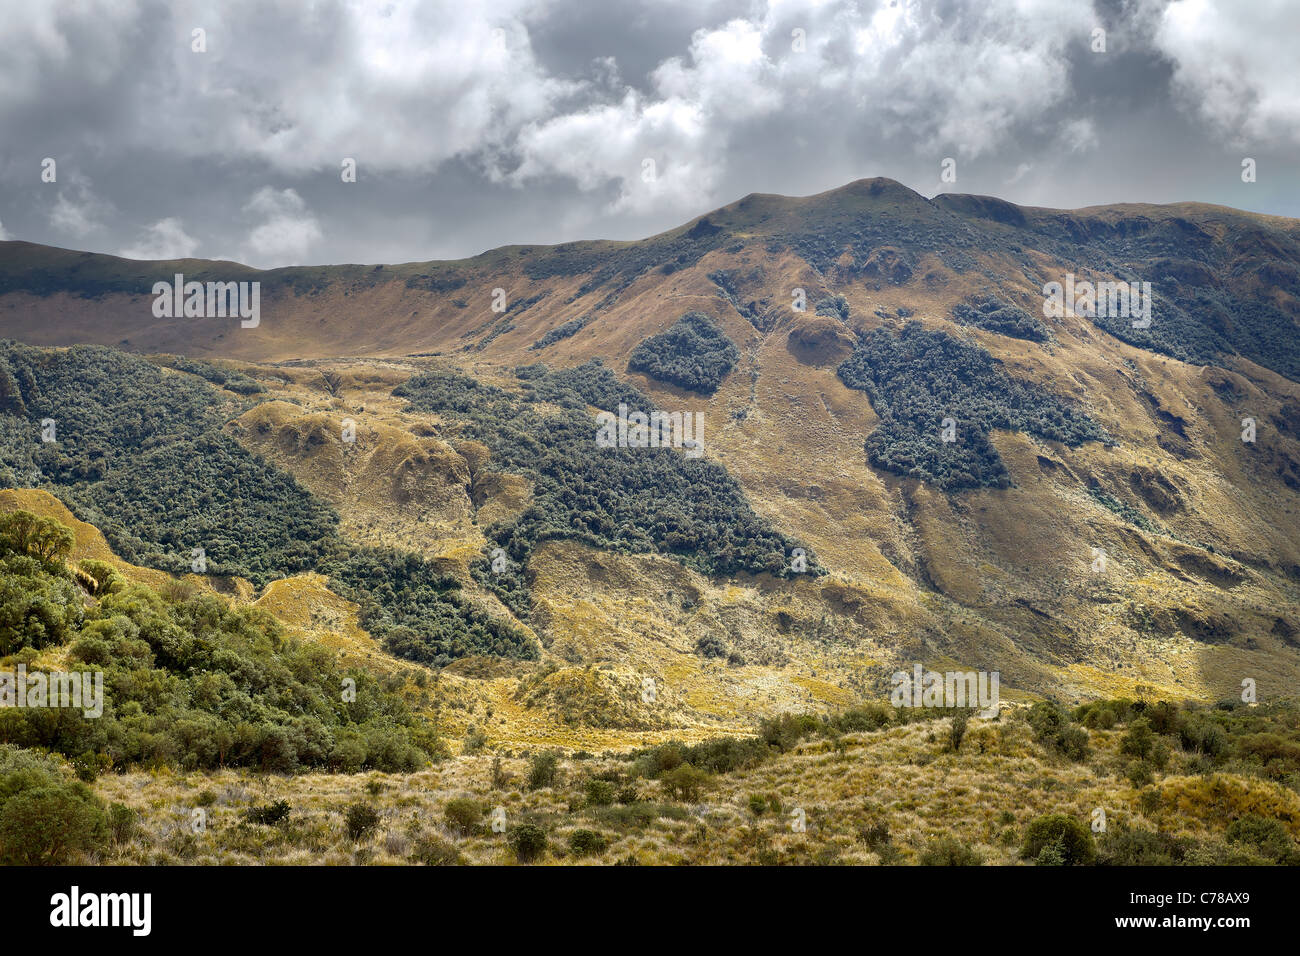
0,510 -> 74,565
0,785 -> 106,865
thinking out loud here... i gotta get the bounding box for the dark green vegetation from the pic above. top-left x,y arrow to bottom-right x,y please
325,547 -> 534,666
0,510 -> 441,775
0,342 -> 532,666
0,745 -> 110,865
393,361 -> 815,620
0,342 -> 336,583
837,323 -> 1107,489
151,354 -> 265,395
950,294 -> 1047,342
622,696 -> 1300,866
816,295 -> 850,321
529,314 -> 592,351
627,312 -> 740,394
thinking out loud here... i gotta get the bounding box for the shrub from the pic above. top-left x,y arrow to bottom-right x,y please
0,785 -> 107,865
1127,761 -> 1155,788
444,798 -> 484,835
509,822 -> 548,863
411,834 -> 462,865
918,836 -> 983,866
1097,828 -> 1193,866
585,779 -> 616,807
1027,702 -> 1090,761
344,802 -> 380,841
568,829 -> 609,857
950,294 -> 1048,341
837,323 -> 1105,489
245,800 -> 291,827
627,311 -> 739,394
949,711 -> 970,752
1021,814 -> 1095,866
526,751 -> 559,790
1121,718 -> 1155,760
1225,815 -> 1300,864
661,764 -> 711,802
107,802 -> 136,845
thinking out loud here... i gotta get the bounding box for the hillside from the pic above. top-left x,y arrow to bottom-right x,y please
2,178 -> 1300,867
2,178 -> 1297,717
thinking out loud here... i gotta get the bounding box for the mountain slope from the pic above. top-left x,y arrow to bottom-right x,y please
2,178 -> 1299,714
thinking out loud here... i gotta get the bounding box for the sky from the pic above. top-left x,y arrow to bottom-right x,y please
0,0 -> 1297,268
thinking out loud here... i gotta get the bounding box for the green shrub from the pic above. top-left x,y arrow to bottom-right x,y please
1096,828 -> 1193,866
344,802 -> 380,841
837,323 -> 1105,489
1021,814 -> 1096,866
627,312 -> 739,394
527,751 -> 559,790
245,800 -> 291,827
509,822 -> 548,863
661,764 -> 711,802
411,834 -> 463,865
918,836 -> 983,866
1121,718 -> 1155,760
1225,815 -> 1300,865
107,802 -> 136,845
568,829 -> 609,857
0,785 -> 107,865
444,798 -> 484,835
584,779 -> 616,807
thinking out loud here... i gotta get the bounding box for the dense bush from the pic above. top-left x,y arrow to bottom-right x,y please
1027,701 -> 1091,761
1021,814 -> 1096,865
344,802 -> 380,840
324,546 -> 534,666
951,294 -> 1048,341
626,312 -> 739,394
918,836 -> 983,866
837,323 -> 1107,489
509,822 -> 548,863
529,315 -> 592,350
395,362 -> 815,619
152,355 -> 265,394
0,517 -> 443,773
0,342 -> 338,585
568,828 -> 610,856
0,343 -> 534,665
0,745 -> 107,865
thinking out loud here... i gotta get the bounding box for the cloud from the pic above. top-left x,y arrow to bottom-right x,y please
1152,0 -> 1300,147
240,187 -> 321,265
0,218 -> 9,241
119,217 -> 199,260
2,0 -> 1299,263
508,0 -> 1099,217
48,173 -> 111,238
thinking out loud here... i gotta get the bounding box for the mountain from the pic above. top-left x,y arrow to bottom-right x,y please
3,177 -> 1300,867
2,176 -> 1300,741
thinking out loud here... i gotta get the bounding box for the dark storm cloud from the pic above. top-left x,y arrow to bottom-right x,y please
0,0 -> 1296,267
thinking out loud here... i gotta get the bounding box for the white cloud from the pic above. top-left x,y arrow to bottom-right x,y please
1152,0 -> 1300,146
1061,118 -> 1099,153
508,0 -> 1099,217
48,173 -> 110,238
0,218 -> 9,240
240,187 -> 321,265
119,217 -> 199,260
